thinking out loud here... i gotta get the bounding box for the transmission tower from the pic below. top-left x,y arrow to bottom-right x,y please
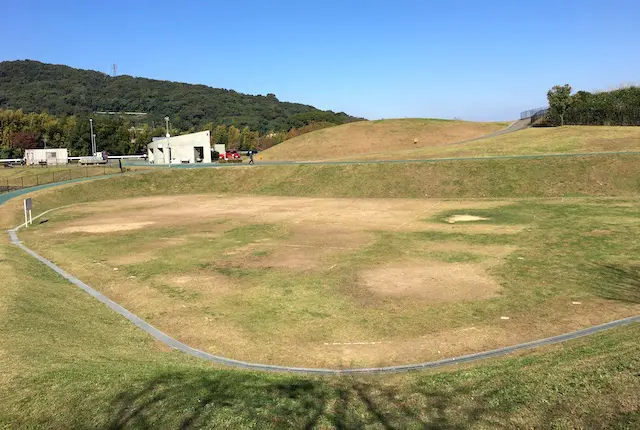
112,64 -> 117,77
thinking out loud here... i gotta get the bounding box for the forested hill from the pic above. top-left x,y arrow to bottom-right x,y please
0,60 -> 360,132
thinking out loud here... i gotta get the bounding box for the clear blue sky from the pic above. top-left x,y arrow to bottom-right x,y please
2,0 -> 639,121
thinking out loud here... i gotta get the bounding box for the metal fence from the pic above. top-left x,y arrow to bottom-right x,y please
0,163 -> 123,194
520,107 -> 549,120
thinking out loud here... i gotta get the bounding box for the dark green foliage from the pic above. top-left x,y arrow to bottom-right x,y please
541,85 -> 640,126
547,84 -> 572,126
0,108 -> 165,157
0,60 -> 361,133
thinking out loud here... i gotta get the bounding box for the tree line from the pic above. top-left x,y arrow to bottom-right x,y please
0,109 -> 170,158
544,84 -> 640,126
0,60 -> 361,133
0,108 -> 342,158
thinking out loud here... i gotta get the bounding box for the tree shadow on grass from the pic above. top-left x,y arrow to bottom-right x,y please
105,370 -> 506,429
589,263 -> 640,304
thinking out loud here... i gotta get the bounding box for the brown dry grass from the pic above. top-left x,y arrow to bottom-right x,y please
360,262 -> 500,302
49,195 -> 510,233
260,119 -> 509,161
15,195 -> 640,368
330,125 -> 640,161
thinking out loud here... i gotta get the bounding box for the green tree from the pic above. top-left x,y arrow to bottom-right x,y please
239,126 -> 258,151
213,125 -> 228,146
227,125 -> 240,149
0,60 -> 361,132
547,84 -> 572,126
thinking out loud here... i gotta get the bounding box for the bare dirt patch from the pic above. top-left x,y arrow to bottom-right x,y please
586,229 -> 613,237
59,221 -> 155,234
446,215 -> 490,223
235,226 -> 373,270
49,195 -> 510,233
360,262 -> 499,302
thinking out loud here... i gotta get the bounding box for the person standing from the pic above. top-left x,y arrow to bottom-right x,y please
248,150 -> 255,165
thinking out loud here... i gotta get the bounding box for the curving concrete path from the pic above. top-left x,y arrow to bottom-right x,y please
4,196 -> 639,375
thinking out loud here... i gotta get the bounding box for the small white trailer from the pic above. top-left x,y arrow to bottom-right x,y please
78,151 -> 109,165
24,148 -> 69,166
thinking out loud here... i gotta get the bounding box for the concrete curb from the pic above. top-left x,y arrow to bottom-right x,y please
7,205 -> 639,375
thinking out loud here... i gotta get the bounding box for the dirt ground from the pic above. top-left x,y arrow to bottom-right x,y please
18,194 -> 639,368
58,195 -> 513,233
361,263 -> 500,302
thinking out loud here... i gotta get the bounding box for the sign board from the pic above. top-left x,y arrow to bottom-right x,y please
24,198 -> 32,211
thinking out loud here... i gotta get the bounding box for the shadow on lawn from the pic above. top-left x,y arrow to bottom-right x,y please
105,371 -> 506,429
590,263 -> 640,304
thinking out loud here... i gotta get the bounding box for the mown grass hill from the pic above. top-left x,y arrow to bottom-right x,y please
0,60 -> 360,132
260,117 -> 640,162
259,118 -> 510,161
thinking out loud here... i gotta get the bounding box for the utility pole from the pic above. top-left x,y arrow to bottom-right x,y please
89,118 -> 95,155
165,116 -> 171,166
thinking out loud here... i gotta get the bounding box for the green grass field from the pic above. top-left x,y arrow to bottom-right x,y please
1,236 -> 639,428
1,156 -> 639,427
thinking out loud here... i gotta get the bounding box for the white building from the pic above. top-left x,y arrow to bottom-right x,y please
147,130 -> 212,164
24,148 -> 69,166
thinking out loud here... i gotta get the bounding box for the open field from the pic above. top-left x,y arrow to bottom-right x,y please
260,119 -> 510,161
1,153 -> 639,230
1,156 -> 639,427
1,212 -> 639,427
16,194 -> 640,368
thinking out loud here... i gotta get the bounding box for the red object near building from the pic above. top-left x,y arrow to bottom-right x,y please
219,150 -> 242,161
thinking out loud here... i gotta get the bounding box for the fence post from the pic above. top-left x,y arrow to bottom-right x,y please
53,171 -> 55,182
36,175 -> 39,186
21,177 -> 24,189
85,167 -> 89,178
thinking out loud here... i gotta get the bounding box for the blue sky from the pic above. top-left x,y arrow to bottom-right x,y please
2,0 -> 638,120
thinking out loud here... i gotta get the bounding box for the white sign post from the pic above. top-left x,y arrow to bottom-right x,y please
24,198 -> 33,228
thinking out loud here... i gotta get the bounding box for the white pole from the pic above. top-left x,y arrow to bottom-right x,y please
29,210 -> 32,226
89,119 -> 95,155
165,116 -> 171,166
24,200 -> 28,228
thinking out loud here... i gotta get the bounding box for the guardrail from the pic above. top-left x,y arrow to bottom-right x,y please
520,107 -> 549,120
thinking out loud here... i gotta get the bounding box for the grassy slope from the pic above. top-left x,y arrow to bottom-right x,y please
1,239 -> 638,428
260,119 -> 509,161
2,154 -> 640,229
333,125 -> 640,161
0,165 -> 123,188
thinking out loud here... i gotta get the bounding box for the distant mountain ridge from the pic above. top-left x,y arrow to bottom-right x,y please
0,60 -> 360,132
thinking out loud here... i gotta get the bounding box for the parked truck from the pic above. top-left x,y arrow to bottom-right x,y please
78,151 -> 109,165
